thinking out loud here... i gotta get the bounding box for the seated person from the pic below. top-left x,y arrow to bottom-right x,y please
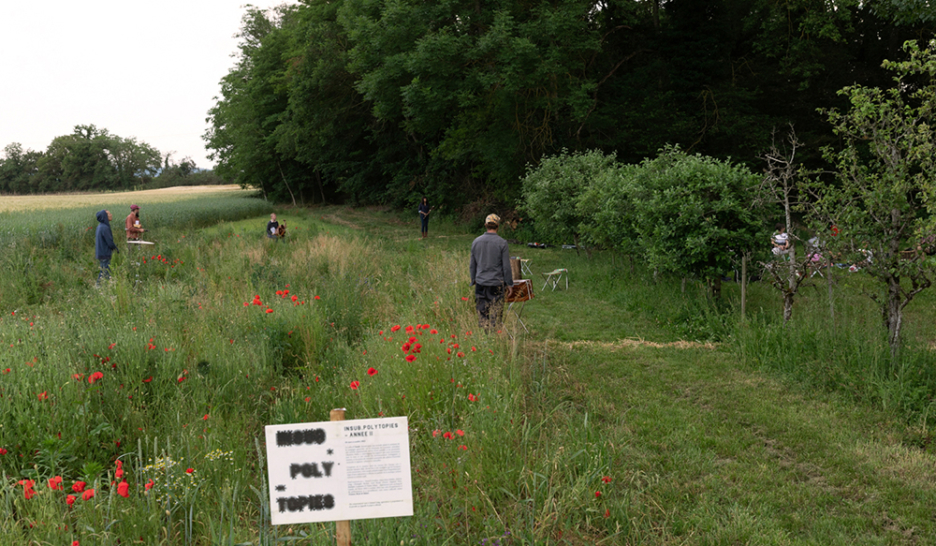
266,213 -> 279,240
771,223 -> 791,256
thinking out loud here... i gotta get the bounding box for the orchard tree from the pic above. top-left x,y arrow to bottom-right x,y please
520,149 -> 617,253
813,39 -> 936,358
628,146 -> 767,298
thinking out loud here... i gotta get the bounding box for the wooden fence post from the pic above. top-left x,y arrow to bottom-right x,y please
330,408 -> 351,546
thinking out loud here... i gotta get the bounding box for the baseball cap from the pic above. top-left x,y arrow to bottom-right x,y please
485,214 -> 500,226
130,204 -> 140,210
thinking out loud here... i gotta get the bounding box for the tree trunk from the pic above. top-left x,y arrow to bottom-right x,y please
741,253 -> 748,321
886,276 -> 903,360
712,276 -> 722,300
783,290 -> 794,324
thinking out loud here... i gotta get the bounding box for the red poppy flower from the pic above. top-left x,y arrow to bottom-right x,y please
604,508 -> 610,518
350,380 -> 360,390
66,494 -> 76,506
430,329 -> 438,334
594,491 -> 601,498
314,295 -> 321,300
49,476 -> 63,490
422,324 -> 430,329
443,431 -> 454,440
405,355 -> 416,363
432,430 -> 441,437
468,393 -> 477,402
401,344 -> 411,353
367,367 -> 378,376
142,376 -> 153,383
601,476 -> 612,484
458,445 -> 467,451
38,391 -> 48,400
117,481 -> 130,498
203,414 -> 209,421
81,488 -> 95,500
390,324 -> 401,332
455,429 -> 464,436
144,479 -> 154,491
0,448 -> 7,455
72,481 -> 86,493
115,460 -> 124,479
457,352 -> 465,357
72,541 -> 80,546
186,468 -> 194,474
276,290 -> 283,296
304,396 -> 311,402
265,308 -> 273,314
291,295 -> 298,302
3,368 -> 9,374
88,372 -> 104,384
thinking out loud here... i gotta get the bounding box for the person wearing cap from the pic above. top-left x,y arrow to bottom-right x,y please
470,213 -> 514,329
125,204 -> 145,241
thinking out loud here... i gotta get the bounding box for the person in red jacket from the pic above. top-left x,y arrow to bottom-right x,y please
125,204 -> 146,241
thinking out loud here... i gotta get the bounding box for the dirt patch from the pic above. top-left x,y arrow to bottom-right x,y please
546,338 -> 718,351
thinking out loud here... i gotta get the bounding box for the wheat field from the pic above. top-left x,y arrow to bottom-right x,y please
0,184 -> 249,213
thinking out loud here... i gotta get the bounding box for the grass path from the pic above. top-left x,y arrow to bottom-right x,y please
318,205 -> 936,544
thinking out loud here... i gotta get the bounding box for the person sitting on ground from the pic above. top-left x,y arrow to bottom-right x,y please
772,223 -> 791,256
266,213 -> 279,240
125,204 -> 146,241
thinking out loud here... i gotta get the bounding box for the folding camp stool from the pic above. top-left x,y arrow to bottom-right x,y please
520,259 -> 533,277
541,268 -> 568,291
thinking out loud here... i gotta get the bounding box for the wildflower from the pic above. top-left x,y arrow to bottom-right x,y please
601,476 -> 612,484
405,325 -> 414,333
314,295 -> 321,300
18,479 -> 36,499
203,414 -> 209,421
115,460 -> 124,478
594,491 -> 601,498
350,380 -> 360,390
459,445 -> 467,451
432,430 -> 440,437
48,476 -> 63,490
291,295 -> 298,302
72,481 -> 86,493
468,393 -> 477,402
367,367 -> 378,376
38,391 -> 48,400
66,494 -> 76,506
82,488 -> 95,501
117,481 -> 130,498
88,371 -> 104,384
405,355 -> 416,363
142,376 -> 153,383
604,508 -> 610,518
455,429 -> 464,436
457,352 -> 465,358
266,308 -> 273,314
144,479 -> 154,491
430,329 -> 438,334
443,431 -> 454,440
0,448 -> 6,455
108,343 -> 116,350
390,325 -> 401,332
304,397 -> 310,402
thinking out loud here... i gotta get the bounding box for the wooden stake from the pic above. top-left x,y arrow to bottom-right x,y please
330,408 -> 351,546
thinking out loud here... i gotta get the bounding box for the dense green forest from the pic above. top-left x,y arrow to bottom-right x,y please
0,125 -> 223,193
202,0 -> 933,211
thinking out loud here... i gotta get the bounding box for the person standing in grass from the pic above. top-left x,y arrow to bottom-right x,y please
470,213 -> 514,329
125,204 -> 145,242
95,210 -> 118,283
418,197 -> 431,239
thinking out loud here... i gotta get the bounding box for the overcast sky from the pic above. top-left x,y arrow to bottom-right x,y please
0,1 -> 293,169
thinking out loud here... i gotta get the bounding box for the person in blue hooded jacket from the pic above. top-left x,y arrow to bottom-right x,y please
95,210 -> 118,282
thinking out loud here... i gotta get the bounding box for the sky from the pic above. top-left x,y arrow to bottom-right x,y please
0,1 -> 294,169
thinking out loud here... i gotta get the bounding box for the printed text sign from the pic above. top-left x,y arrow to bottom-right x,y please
265,416 -> 413,525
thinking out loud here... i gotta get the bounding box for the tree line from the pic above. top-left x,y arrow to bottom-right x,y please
0,125 -> 224,194
204,0 -> 932,211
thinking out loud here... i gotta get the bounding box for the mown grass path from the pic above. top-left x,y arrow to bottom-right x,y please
325,206 -> 936,544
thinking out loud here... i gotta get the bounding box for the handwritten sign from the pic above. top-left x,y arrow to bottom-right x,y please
265,416 -> 413,525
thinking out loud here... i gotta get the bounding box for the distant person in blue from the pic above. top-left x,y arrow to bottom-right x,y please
418,197 -> 431,239
94,210 -> 118,283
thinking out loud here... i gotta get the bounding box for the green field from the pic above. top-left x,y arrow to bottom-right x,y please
1,196 -> 935,545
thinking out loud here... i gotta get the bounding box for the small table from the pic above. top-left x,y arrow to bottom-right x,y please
541,269 -> 568,291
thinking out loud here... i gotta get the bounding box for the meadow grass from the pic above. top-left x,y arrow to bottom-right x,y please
1,201 -> 936,544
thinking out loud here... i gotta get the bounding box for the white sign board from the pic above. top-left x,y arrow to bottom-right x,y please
265,416 -> 413,525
